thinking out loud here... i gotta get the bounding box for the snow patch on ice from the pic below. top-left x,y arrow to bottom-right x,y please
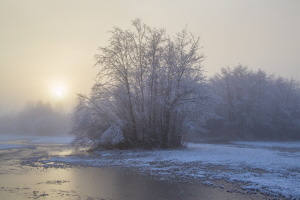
233,141 -> 300,148
29,136 -> 74,144
0,135 -> 74,144
0,134 -> 29,142
0,143 -> 27,150
0,135 -> 73,150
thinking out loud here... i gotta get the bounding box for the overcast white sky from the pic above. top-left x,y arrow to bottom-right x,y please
1,0 -> 299,113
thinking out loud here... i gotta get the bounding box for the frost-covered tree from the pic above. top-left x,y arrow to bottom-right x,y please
209,65 -> 300,140
70,19 -> 210,149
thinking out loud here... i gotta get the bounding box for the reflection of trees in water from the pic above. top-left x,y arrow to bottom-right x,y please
0,100 -> 70,136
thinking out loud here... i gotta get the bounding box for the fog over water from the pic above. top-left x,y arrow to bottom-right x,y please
1,0 -> 300,114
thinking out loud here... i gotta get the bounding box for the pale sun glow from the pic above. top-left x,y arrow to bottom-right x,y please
55,88 -> 63,96
51,82 -> 67,99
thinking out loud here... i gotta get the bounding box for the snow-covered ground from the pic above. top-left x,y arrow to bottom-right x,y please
0,135 -> 73,144
233,141 -> 300,148
28,136 -> 74,144
0,143 -> 28,150
0,135 -> 29,150
46,142 -> 300,199
0,135 -> 73,150
0,134 -> 29,142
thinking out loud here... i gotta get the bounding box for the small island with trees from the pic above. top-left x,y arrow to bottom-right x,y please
70,19 -> 300,150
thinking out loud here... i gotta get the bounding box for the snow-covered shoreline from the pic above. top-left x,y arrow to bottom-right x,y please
0,143 -> 28,150
1,136 -> 299,199
0,135 -> 73,144
0,135 -> 73,150
47,141 -> 300,199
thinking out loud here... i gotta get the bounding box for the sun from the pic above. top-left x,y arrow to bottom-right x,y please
55,88 -> 64,97
51,83 -> 67,99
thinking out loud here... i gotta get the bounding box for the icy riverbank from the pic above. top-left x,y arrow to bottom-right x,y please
46,141 -> 300,199
0,135 -> 73,150
1,136 -> 299,199
0,135 -> 73,144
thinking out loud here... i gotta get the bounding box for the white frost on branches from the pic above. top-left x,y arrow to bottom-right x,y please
100,120 -> 125,146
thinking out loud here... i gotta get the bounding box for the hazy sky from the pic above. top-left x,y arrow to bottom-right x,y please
1,0 -> 299,113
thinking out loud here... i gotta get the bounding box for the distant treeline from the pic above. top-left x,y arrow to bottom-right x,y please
207,65 -> 300,140
0,101 -> 70,136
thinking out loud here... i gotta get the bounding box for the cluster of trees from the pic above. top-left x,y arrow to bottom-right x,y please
208,66 -> 300,140
0,101 -> 70,136
70,19 -> 300,149
70,19 -> 214,149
